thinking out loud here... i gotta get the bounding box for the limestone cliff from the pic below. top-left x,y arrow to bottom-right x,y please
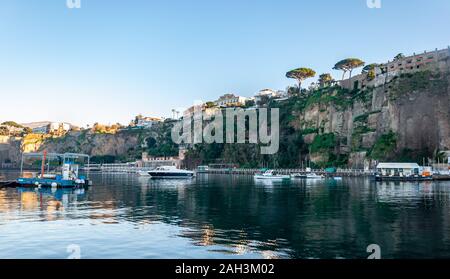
0,136 -> 22,166
294,70 -> 450,168
0,122 -> 176,166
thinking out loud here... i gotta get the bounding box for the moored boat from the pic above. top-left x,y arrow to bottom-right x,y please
291,172 -> 324,179
305,173 -> 325,179
254,170 -> 291,181
137,170 -> 151,177
15,152 -> 91,188
146,166 -> 195,179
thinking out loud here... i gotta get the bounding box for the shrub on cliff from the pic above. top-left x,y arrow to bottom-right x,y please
310,133 -> 335,153
369,131 -> 397,160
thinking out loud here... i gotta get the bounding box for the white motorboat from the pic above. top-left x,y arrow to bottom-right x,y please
146,166 -> 195,179
137,170 -> 151,177
291,172 -> 324,179
291,173 -> 306,179
254,170 -> 291,181
305,173 -> 324,179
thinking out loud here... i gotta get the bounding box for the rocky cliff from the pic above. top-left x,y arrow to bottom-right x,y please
294,70 -> 450,168
1,70 -> 449,169
0,120 -> 180,166
0,136 -> 22,166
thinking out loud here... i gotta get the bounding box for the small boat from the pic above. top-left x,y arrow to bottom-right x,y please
305,173 -> 324,179
291,172 -> 324,179
146,166 -> 195,179
291,173 -> 306,179
17,163 -> 89,188
196,165 -> 209,173
15,152 -> 91,188
254,170 -> 291,181
137,170 -> 151,177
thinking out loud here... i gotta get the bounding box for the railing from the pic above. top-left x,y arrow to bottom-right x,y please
204,168 -> 374,176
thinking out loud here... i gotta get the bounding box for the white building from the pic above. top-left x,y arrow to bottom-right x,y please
254,89 -> 285,107
135,116 -> 163,129
376,163 -> 421,177
32,122 -> 71,134
214,94 -> 248,108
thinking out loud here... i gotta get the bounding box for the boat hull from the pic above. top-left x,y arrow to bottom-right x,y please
16,178 -> 89,188
254,175 -> 290,180
374,175 -> 433,182
148,172 -> 194,179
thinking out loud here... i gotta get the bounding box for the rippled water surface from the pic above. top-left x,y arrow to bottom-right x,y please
1,170 -> 450,259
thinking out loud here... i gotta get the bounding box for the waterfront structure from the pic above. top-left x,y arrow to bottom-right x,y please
376,163 -> 420,177
214,94 -> 248,108
374,162 -> 434,181
138,152 -> 181,168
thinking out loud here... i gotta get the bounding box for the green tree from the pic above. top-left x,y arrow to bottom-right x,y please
244,99 -> 255,108
0,126 -> 9,136
1,121 -> 23,128
334,58 -> 365,80
205,102 -> 216,108
394,53 -> 405,61
362,64 -> 378,81
318,73 -> 333,87
362,63 -> 378,73
430,148 -> 447,163
286,67 -> 316,90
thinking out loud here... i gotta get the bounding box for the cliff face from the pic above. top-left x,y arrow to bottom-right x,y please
0,130 -> 147,166
0,136 -> 22,165
39,130 -> 143,159
1,71 -> 449,169
296,70 -> 450,167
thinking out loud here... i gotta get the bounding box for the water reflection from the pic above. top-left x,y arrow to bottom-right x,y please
1,171 -> 450,258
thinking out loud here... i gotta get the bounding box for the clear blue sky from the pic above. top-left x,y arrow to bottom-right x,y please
1,0 -> 449,126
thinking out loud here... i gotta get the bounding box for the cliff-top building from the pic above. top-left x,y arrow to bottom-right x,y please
135,116 -> 163,129
340,47 -> 450,91
254,89 -> 286,107
214,94 -> 248,108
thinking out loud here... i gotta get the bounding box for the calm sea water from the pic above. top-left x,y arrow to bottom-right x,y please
1,170 -> 450,259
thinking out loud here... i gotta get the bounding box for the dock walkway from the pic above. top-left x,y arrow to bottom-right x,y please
203,168 -> 373,177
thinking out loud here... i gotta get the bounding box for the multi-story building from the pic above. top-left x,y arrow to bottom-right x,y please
135,116 -> 163,129
254,89 -> 286,107
214,94 -> 248,108
340,47 -> 450,90
31,122 -> 72,134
